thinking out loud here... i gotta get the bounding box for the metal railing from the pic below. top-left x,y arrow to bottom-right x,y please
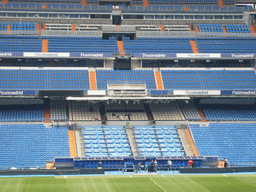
137,31 -> 256,38
229,162 -> 255,167
0,29 -> 255,38
0,30 -> 39,36
41,30 -> 102,37
102,25 -> 136,33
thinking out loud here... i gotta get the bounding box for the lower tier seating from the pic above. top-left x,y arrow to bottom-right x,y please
0,124 -> 70,169
190,123 -> 256,164
82,126 -> 132,158
134,126 -> 185,157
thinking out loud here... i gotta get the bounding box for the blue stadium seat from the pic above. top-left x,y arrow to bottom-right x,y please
190,123 -> 256,165
0,124 -> 70,169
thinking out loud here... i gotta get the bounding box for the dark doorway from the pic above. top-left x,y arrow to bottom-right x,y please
112,15 -> 122,25
114,58 -> 131,70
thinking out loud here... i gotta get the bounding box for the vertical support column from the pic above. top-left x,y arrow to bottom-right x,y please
42,39 -> 48,53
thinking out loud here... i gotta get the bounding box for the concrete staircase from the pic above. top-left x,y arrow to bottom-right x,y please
74,129 -> 86,157
125,125 -> 139,157
177,124 -> 195,156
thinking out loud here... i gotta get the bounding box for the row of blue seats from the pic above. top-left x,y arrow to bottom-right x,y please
0,124 -> 70,169
190,123 -> 256,164
9,0 -> 81,2
203,107 -> 256,121
161,69 -> 256,90
0,68 -> 256,91
225,24 -> 251,33
0,105 -> 44,122
82,126 -> 132,158
189,5 -> 252,11
0,22 -> 7,30
10,22 -> 37,30
0,69 -> 90,90
148,0 -> 218,4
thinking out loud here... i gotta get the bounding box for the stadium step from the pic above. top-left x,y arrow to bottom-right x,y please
197,109 -> 207,122
160,25 -> 165,32
177,129 -> 194,156
75,130 -> 86,157
185,129 -> 199,156
7,24 -> 11,35
222,27 -> 227,34
117,40 -> 125,56
41,5 -> 47,9
125,127 -> 139,157
2,0 -> 8,5
154,71 -> 164,90
81,0 -> 87,6
36,23 -> 40,31
42,24 -> 46,31
45,162 -> 54,169
71,24 -> 76,31
218,0 -> 224,8
89,71 -> 97,90
195,25 -> 200,33
222,27 -> 228,37
68,130 -> 78,157
249,25 -> 256,33
44,106 -> 51,123
143,0 -> 149,7
42,39 -> 48,53
190,40 -> 199,54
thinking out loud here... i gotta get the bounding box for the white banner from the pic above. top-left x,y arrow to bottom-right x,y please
87,90 -> 106,96
23,52 -> 70,58
173,90 -> 221,96
176,53 -> 221,58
